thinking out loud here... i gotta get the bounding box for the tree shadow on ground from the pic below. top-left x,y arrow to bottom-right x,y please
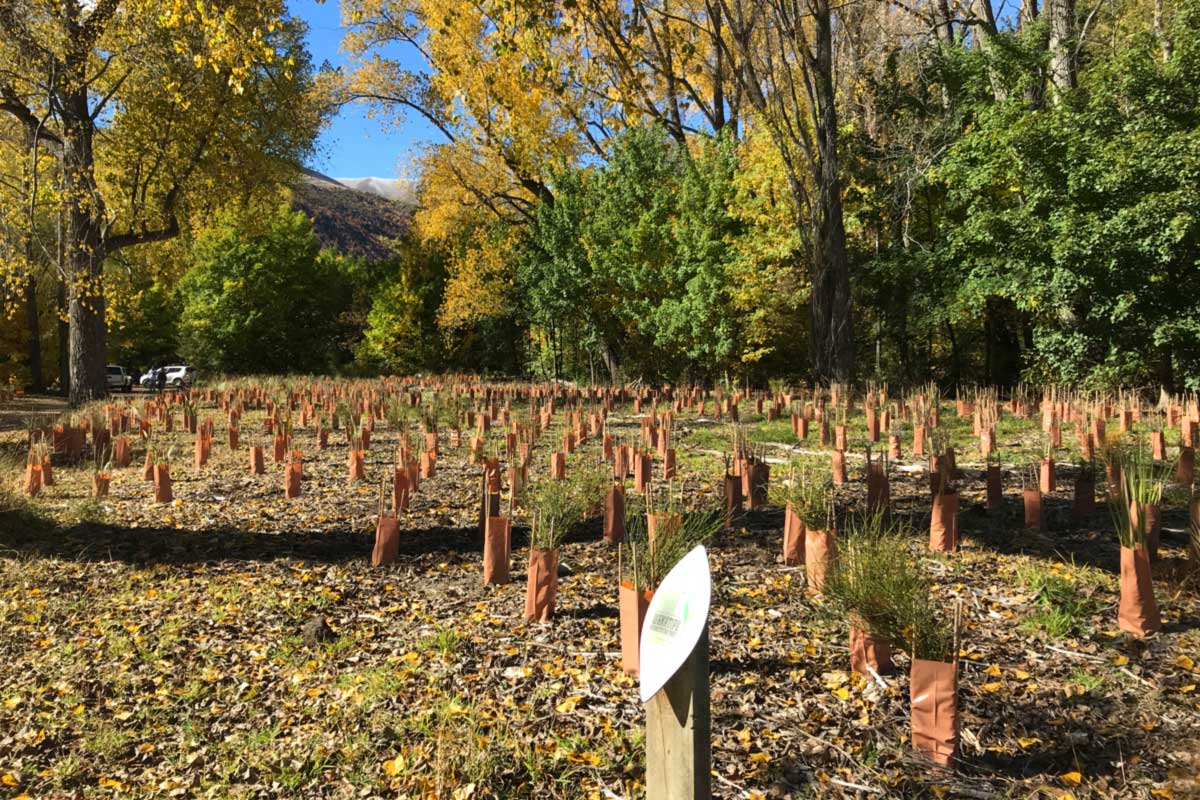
957,685 -> 1158,787
766,662 -> 1167,796
0,506 -> 518,566
711,654 -> 805,677
0,505 -> 633,570
556,601 -> 616,621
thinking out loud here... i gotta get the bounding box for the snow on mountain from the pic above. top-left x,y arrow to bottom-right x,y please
334,177 -> 418,206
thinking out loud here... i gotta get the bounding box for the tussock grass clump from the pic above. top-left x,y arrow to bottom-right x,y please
894,580 -> 957,662
1110,446 -> 1170,548
770,461 -> 833,529
818,511 -> 955,661
822,513 -> 914,626
527,476 -> 585,551
620,502 -> 725,592
570,459 -> 611,515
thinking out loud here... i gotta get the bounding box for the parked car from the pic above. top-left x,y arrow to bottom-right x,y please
164,365 -> 193,388
106,365 -> 133,393
139,365 -> 194,389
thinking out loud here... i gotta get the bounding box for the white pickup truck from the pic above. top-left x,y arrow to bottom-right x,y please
106,365 -> 133,393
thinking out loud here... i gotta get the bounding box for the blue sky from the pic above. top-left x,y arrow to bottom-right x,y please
290,0 -> 439,179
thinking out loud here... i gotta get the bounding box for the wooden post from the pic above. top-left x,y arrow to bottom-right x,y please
645,626 -> 711,800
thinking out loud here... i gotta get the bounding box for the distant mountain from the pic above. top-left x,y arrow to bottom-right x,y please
335,176 -> 418,205
292,167 -> 416,262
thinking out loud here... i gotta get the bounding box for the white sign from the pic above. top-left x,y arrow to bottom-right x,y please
639,545 -> 712,703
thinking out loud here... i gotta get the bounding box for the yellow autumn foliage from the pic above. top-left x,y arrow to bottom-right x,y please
438,226 -> 523,331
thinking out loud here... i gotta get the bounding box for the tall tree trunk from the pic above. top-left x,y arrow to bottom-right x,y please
1019,0 -> 1040,36
934,0 -> 955,47
973,0 -> 1008,101
61,75 -> 108,406
808,0 -> 854,383
984,306 -> 994,386
23,273 -> 42,392
1153,0 -> 1173,61
57,279 -> 69,397
714,0 -> 852,381
20,129 -> 43,393
932,0 -> 956,109
710,0 -> 727,132
597,337 -> 620,384
1158,348 -> 1175,392
1047,0 -> 1077,97
1020,0 -> 1047,107
944,321 -> 960,387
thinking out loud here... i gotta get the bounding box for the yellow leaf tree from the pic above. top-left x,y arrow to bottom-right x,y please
340,0 -> 744,356
0,0 -> 323,403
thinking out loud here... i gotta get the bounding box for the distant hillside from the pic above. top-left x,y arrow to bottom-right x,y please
292,168 -> 415,262
336,176 -> 418,205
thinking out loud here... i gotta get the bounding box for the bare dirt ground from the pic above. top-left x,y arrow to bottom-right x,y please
0,394 -> 68,432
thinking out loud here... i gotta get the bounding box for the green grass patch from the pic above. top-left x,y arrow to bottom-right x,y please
1067,668 -> 1107,693
1017,563 -> 1099,638
83,723 -> 133,760
418,625 -> 464,656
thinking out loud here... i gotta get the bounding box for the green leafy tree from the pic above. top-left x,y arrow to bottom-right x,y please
656,132 -> 742,373
937,9 -> 1200,389
521,125 -> 748,381
178,206 -> 356,374
0,1 -> 323,403
583,124 -> 681,379
356,237 -> 448,374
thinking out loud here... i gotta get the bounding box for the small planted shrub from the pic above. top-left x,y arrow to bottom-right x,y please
617,497 -> 724,675
822,512 -> 924,676
892,568 -> 959,766
525,477 -> 585,622
1110,447 -> 1168,637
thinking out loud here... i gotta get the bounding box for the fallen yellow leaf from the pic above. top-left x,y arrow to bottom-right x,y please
1061,771 -> 1082,785
566,751 -> 601,766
